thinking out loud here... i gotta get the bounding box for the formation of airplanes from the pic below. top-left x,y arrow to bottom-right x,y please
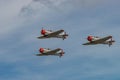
36,28 -> 115,57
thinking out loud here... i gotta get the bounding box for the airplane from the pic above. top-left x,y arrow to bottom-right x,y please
82,35 -> 115,47
36,48 -> 65,58
37,28 -> 68,40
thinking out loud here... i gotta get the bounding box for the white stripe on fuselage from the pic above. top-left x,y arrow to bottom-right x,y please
43,48 -> 51,53
91,37 -> 100,41
44,30 -> 52,35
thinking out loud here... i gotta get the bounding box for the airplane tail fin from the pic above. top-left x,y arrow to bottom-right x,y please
59,52 -> 65,58
62,32 -> 68,40
108,40 -> 115,47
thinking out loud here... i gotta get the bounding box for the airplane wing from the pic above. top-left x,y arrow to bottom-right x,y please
83,36 -> 112,45
47,29 -> 64,37
45,48 -> 61,54
82,42 -> 93,45
37,35 -> 47,39
36,54 -> 45,56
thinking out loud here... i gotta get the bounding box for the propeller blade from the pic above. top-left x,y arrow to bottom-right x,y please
42,27 -> 43,29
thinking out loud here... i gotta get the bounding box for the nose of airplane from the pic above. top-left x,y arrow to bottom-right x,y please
39,48 -> 44,53
87,36 -> 93,41
41,29 -> 46,35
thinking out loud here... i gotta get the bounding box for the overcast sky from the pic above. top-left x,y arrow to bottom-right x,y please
0,0 -> 120,80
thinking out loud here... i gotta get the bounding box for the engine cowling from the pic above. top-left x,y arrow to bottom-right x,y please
87,36 -> 93,41
39,48 -> 44,53
41,29 -> 46,35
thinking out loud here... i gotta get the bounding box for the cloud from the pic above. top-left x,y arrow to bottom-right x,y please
0,0 -> 32,38
0,0 -> 115,39
20,0 -> 106,17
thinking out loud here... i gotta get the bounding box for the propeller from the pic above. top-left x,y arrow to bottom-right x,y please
42,27 -> 44,30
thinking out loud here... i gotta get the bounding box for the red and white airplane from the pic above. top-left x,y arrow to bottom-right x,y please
82,35 -> 115,47
36,48 -> 65,58
37,28 -> 68,40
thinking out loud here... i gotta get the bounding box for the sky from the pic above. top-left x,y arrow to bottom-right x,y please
0,0 -> 120,80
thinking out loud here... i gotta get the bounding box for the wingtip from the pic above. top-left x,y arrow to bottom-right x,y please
82,44 -> 85,45
35,54 -> 38,56
35,54 -> 41,56
37,37 -> 40,39
37,36 -> 43,39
